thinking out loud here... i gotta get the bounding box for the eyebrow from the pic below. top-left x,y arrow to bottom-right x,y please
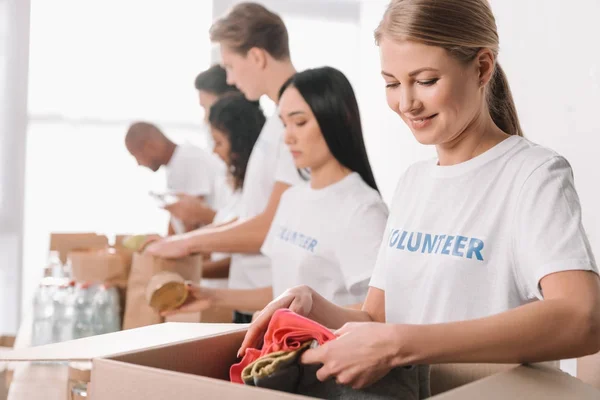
280,111 -> 306,119
381,67 -> 440,79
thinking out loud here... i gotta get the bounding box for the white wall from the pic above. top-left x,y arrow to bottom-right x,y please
0,0 -> 29,335
492,0 -> 600,260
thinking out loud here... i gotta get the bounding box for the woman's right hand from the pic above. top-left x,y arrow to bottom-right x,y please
238,285 -> 314,357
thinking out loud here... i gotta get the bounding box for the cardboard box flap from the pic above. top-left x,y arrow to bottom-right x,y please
92,358 -> 313,400
1,323 -> 247,362
431,364 -> 600,399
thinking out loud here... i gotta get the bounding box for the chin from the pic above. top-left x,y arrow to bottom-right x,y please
411,130 -> 440,146
242,88 -> 262,102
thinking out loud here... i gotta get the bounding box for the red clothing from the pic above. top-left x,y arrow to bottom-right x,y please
230,309 -> 336,383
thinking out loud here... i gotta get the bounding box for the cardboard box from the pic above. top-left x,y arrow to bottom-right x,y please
2,325 -> 599,400
578,350 -> 600,390
68,249 -> 131,287
50,233 -> 109,264
0,335 -> 16,400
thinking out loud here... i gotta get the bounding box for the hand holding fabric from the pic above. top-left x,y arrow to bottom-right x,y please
301,322 -> 404,389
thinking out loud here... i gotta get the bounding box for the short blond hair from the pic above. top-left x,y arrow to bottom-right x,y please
210,2 -> 290,60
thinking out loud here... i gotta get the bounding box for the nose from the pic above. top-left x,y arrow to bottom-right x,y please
398,86 -> 420,114
283,125 -> 295,146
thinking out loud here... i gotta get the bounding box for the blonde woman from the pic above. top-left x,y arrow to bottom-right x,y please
240,0 -> 600,390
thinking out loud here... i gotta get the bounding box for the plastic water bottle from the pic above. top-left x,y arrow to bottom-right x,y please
32,279 -> 56,346
72,284 -> 97,339
52,282 -> 75,343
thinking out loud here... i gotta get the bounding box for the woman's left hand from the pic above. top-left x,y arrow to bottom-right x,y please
301,322 -> 408,389
145,236 -> 191,259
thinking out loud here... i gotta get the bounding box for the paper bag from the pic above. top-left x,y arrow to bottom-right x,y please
122,253 -> 202,330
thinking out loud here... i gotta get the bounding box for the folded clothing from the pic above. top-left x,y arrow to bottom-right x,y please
232,309 -> 430,398
230,309 -> 335,383
242,340 -> 318,392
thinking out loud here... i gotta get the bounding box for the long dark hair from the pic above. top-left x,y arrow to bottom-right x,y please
208,93 -> 265,190
279,67 -> 379,192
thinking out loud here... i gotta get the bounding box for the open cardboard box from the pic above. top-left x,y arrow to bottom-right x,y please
2,324 -> 599,400
1,335 -> 16,399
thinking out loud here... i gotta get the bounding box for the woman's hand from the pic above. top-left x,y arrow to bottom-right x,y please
145,236 -> 191,259
301,322 -> 409,389
160,283 -> 215,317
238,285 -> 314,357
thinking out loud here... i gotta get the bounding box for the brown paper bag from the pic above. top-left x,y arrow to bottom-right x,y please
122,252 -> 202,330
68,249 -> 131,288
50,233 -> 109,264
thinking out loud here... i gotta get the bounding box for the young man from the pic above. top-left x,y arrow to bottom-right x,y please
125,121 -> 223,233
146,2 -> 302,322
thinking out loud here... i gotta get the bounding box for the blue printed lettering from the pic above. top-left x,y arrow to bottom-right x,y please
389,229 -> 400,247
421,234 -> 438,254
434,235 -> 446,253
396,230 -> 408,250
388,228 -> 485,262
441,235 -> 455,255
407,232 -> 422,252
275,225 -> 319,253
466,238 -> 484,261
452,236 -> 468,257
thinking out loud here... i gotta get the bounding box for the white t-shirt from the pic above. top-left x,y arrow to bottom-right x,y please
228,113 -> 304,290
165,143 -> 227,210
211,189 -> 243,263
202,188 -> 242,289
262,173 -> 388,306
370,136 -> 598,325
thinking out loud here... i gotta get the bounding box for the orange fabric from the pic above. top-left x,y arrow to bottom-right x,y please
230,309 -> 335,383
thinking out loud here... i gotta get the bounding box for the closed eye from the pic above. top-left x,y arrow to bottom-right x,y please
385,82 -> 400,89
417,78 -> 439,86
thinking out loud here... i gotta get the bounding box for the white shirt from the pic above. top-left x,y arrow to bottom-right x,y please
202,188 -> 243,289
262,173 -> 388,306
228,113 -> 304,290
211,189 -> 243,263
165,143 -> 226,210
370,136 -> 598,325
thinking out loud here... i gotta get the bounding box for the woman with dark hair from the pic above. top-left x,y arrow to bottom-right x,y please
162,67 -> 388,317
200,93 -> 266,285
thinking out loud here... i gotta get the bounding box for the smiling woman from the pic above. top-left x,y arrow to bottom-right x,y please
241,0 -> 600,392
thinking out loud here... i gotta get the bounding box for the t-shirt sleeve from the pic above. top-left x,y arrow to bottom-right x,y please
334,201 -> 389,295
513,156 -> 598,300
274,135 -> 304,186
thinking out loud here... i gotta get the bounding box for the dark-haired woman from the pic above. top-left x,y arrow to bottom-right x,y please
190,93 -> 266,287
161,67 -> 388,316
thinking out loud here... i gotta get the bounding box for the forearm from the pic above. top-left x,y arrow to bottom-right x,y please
202,257 -> 230,279
398,298 -> 600,366
308,289 -> 373,329
183,212 -> 271,254
211,286 -> 273,312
